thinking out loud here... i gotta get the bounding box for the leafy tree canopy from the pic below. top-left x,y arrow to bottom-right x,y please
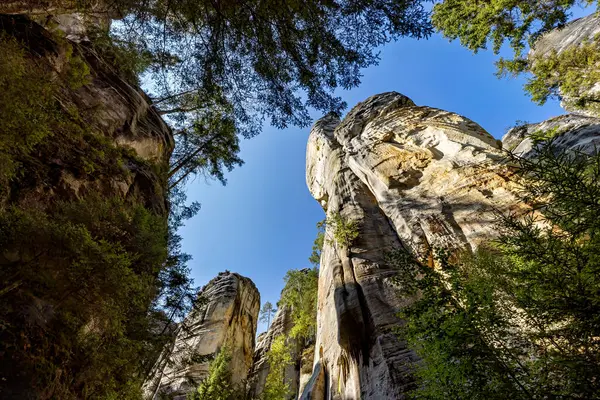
309,219 -> 325,266
189,347 -> 234,400
263,335 -> 293,400
87,0 -> 433,187
260,301 -> 277,328
279,268 -> 319,341
433,0 -> 598,58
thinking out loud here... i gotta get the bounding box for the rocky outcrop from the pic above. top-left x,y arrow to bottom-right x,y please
248,306 -> 296,398
303,92 -> 600,399
502,113 -> 600,155
0,10 -> 175,398
530,12 -> 600,117
248,305 -> 314,399
0,13 -> 173,211
144,272 -> 260,400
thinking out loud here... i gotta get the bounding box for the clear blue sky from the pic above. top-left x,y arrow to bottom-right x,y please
178,7 -> 591,335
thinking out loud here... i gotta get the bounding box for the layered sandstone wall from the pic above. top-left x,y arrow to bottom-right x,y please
303,92 -> 600,399
143,272 -> 260,400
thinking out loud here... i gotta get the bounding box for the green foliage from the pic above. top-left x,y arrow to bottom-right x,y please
525,35 -> 600,112
260,301 -> 277,328
433,0 -> 597,57
528,126 -> 563,143
0,33 -> 59,192
168,109 -> 243,187
395,139 -> 600,399
0,31 -> 128,203
0,30 -> 199,399
0,196 -> 167,399
189,347 -> 234,400
87,0 -> 433,187
263,335 -> 293,400
392,247 -> 534,399
0,192 -> 199,399
279,268 -> 319,341
88,28 -> 153,85
327,212 -> 360,250
65,46 -> 92,89
308,219 -> 325,266
434,0 -> 599,110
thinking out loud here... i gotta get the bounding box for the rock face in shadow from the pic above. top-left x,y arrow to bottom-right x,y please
303,92 -> 600,399
247,279 -> 316,399
0,11 -> 175,398
247,305 -> 303,399
0,13 -> 173,212
529,12 -> 600,117
143,272 -> 260,400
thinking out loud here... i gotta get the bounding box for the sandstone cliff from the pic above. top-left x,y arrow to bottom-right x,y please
0,10 -> 176,397
0,13 -> 172,211
303,92 -> 600,399
144,271 -> 260,399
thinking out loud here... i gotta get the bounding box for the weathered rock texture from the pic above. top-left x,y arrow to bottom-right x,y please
303,92 -> 600,399
0,10 -> 174,398
502,113 -> 600,155
530,12 -> 600,117
144,272 -> 260,400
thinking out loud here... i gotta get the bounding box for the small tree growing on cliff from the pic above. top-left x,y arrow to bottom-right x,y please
327,212 -> 360,251
309,219 -> 326,267
280,268 -> 319,342
189,347 -> 233,400
260,301 -> 277,329
263,335 -> 293,400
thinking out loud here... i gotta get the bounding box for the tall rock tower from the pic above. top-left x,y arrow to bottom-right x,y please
144,271 -> 260,399
303,92 -> 600,399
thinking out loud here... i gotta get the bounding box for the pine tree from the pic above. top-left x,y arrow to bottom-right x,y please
260,302 -> 277,329
189,347 -> 234,400
393,138 -> 600,399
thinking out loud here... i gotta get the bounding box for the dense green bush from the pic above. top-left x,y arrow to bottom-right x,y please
0,33 -> 61,194
263,335 -> 293,400
0,29 -> 198,399
0,196 -> 167,398
189,347 -> 234,400
279,268 -> 319,341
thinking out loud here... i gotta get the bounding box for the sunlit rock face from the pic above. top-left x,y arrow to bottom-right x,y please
502,113 -> 600,156
303,92 -> 530,399
304,92 -> 600,399
529,12 -> 600,117
143,272 -> 260,400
